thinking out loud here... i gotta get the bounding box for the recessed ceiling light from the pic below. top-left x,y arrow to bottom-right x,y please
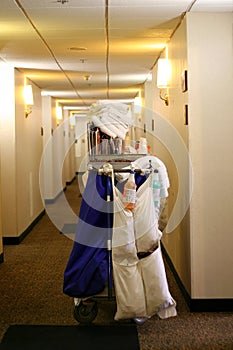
53,0 -> 69,4
69,47 -> 87,51
83,75 -> 92,81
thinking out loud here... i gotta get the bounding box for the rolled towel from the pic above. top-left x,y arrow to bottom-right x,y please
104,111 -> 128,128
100,101 -> 129,114
107,107 -> 132,126
92,115 -> 117,138
101,115 -> 128,139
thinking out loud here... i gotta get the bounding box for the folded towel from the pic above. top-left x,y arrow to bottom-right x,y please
94,101 -> 129,114
100,116 -> 128,139
101,111 -> 128,129
91,115 -> 117,138
88,101 -> 132,139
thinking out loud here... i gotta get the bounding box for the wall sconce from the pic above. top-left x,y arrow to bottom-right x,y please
133,95 -> 142,114
24,85 -> 34,117
157,58 -> 171,106
56,105 -> 63,125
69,114 -> 76,126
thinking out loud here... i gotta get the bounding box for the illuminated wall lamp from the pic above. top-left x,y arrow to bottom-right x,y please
24,85 -> 34,117
69,114 -> 76,126
56,105 -> 63,124
133,95 -> 142,114
157,58 -> 171,106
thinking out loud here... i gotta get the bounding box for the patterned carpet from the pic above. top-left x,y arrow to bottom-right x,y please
0,176 -> 232,350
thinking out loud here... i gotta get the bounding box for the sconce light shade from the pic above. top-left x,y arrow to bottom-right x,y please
70,114 -> 76,126
24,85 -> 34,105
24,85 -> 34,117
56,106 -> 63,120
157,58 -> 171,88
157,58 -> 171,106
133,96 -> 142,114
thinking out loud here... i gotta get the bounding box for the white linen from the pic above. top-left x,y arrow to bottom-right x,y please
88,101 -> 132,139
112,174 -> 177,321
138,244 -> 177,317
134,174 -> 162,248
91,115 -> 117,138
100,115 -> 128,139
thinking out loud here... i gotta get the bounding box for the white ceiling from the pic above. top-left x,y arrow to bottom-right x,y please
0,0 -> 232,109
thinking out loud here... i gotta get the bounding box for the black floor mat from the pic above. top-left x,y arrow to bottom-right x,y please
0,324 -> 140,350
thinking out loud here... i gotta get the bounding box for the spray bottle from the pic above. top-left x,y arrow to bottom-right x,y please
123,168 -> 137,210
152,169 -> 161,208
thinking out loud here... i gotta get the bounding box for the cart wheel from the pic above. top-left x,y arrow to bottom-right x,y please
73,299 -> 98,324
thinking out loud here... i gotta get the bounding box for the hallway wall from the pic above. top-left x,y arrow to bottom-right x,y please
0,60 -> 6,257
0,62 -> 17,238
149,12 -> 233,303
74,116 -> 88,173
41,97 -> 76,202
187,12 -> 233,299
149,15 -> 191,294
15,71 -> 44,235
0,157 -> 2,260
0,65 -> 76,244
63,110 -> 76,184
0,65 -> 44,240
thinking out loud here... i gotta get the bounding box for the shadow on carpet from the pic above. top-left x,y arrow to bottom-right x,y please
0,325 -> 140,350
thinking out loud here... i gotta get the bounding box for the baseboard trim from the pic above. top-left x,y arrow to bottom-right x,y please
0,252 -> 4,263
3,210 -> 45,245
161,243 -> 191,308
161,243 -> 233,313
44,187 -> 66,205
189,298 -> 233,312
66,175 -> 77,186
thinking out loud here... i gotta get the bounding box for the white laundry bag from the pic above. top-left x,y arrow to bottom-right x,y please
113,261 -> 147,320
134,175 -> 162,252
138,243 -> 177,317
112,186 -> 147,320
112,174 -> 177,321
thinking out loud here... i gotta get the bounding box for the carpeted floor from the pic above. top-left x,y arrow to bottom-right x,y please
0,176 -> 232,350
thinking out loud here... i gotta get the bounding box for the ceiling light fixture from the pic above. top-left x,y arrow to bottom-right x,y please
54,0 -> 69,4
69,47 -> 87,51
83,75 -> 92,81
80,58 -> 87,63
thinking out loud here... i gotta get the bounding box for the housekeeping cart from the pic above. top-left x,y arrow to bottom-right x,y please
64,159 -> 151,324
63,102 -> 177,324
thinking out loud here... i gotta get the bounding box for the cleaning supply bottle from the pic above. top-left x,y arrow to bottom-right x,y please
123,169 -> 137,210
152,169 -> 160,208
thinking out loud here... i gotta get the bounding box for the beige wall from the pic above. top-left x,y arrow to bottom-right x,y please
41,95 -> 54,200
0,63 -> 18,237
0,65 -> 44,238
0,66 -> 76,239
187,12 -> 233,298
15,71 -> 44,235
41,97 -> 76,201
63,110 -> 76,184
75,117 -> 88,173
149,16 -> 191,293
149,12 -> 233,299
0,148 -> 2,258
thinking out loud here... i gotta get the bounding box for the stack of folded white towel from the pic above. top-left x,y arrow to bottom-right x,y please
88,101 -> 133,139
